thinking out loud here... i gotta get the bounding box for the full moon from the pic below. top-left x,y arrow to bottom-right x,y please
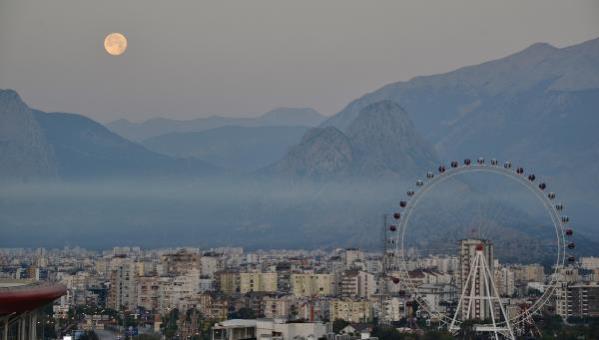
104,33 -> 127,56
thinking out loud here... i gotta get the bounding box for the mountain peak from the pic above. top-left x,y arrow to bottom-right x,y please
269,101 -> 437,179
265,126 -> 353,179
523,42 -> 557,53
0,89 -> 57,179
0,89 -> 24,106
347,100 -> 413,141
346,100 -> 437,177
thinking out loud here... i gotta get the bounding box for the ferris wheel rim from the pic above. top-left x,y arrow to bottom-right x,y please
389,160 -> 570,328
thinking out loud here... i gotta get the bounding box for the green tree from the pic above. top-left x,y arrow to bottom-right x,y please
371,325 -> 405,340
421,330 -> 454,340
229,307 -> 256,319
162,308 -> 180,339
133,334 -> 161,340
332,319 -> 349,333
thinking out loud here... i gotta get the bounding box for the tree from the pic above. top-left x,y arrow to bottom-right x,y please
79,331 -> 100,340
229,307 -> 256,320
371,325 -> 404,340
458,320 -> 477,340
332,319 -> 349,333
421,330 -> 454,340
162,308 -> 180,339
133,334 -> 161,340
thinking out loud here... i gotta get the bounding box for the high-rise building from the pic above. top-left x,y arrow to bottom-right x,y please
200,254 -> 220,278
338,270 -> 375,299
344,248 -> 364,268
216,271 -> 239,295
291,273 -> 334,297
239,272 -> 278,293
216,271 -> 278,295
161,249 -> 201,276
494,267 -> 515,297
137,276 -> 161,311
107,262 -> 137,311
458,239 -> 494,320
556,282 -> 599,318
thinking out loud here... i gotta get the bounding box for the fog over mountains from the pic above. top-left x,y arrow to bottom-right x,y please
1,37 -> 598,254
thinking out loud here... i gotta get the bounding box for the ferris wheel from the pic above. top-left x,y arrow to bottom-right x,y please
383,157 -> 575,338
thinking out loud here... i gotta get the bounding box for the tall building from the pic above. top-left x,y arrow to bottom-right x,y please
107,262 -> 137,311
458,239 -> 494,320
239,272 -> 278,293
161,250 -> 201,276
494,267 -> 515,297
216,271 -> 239,295
556,282 -> 599,318
338,270 -> 375,299
216,271 -> 278,295
137,276 -> 161,311
513,264 -> 545,283
344,248 -> 364,268
291,273 -> 334,297
200,254 -> 220,278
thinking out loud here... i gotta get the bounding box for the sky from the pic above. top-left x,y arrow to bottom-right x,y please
1,1 -> 599,123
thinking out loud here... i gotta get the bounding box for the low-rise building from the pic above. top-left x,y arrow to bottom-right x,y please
211,319 -> 327,340
330,299 -> 372,323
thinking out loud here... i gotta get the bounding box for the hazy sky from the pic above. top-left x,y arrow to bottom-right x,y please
1,1 -> 598,123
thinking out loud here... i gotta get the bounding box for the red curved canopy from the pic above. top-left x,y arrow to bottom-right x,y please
0,282 -> 66,315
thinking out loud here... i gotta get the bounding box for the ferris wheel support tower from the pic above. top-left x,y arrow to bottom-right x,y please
449,244 -> 515,340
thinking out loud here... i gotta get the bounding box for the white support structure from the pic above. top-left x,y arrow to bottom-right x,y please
449,247 -> 515,340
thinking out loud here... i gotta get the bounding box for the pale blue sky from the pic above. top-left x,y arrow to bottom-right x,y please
1,0 -> 598,122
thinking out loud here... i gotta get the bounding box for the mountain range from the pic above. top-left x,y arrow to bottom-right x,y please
1,36 -> 598,250
107,107 -> 325,141
321,38 -> 599,183
0,90 -> 218,179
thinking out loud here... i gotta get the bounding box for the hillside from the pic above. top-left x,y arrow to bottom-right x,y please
267,101 -> 437,179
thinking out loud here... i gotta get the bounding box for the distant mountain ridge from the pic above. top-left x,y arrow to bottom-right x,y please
318,38 -> 599,178
322,37 -> 599,142
0,89 -> 219,179
142,125 -> 310,171
108,107 -> 325,141
267,100 -> 437,179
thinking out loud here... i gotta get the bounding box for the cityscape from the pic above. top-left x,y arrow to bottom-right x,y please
3,242 -> 599,339
2,1 -> 599,339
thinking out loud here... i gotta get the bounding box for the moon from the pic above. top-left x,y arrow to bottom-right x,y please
104,33 -> 127,56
